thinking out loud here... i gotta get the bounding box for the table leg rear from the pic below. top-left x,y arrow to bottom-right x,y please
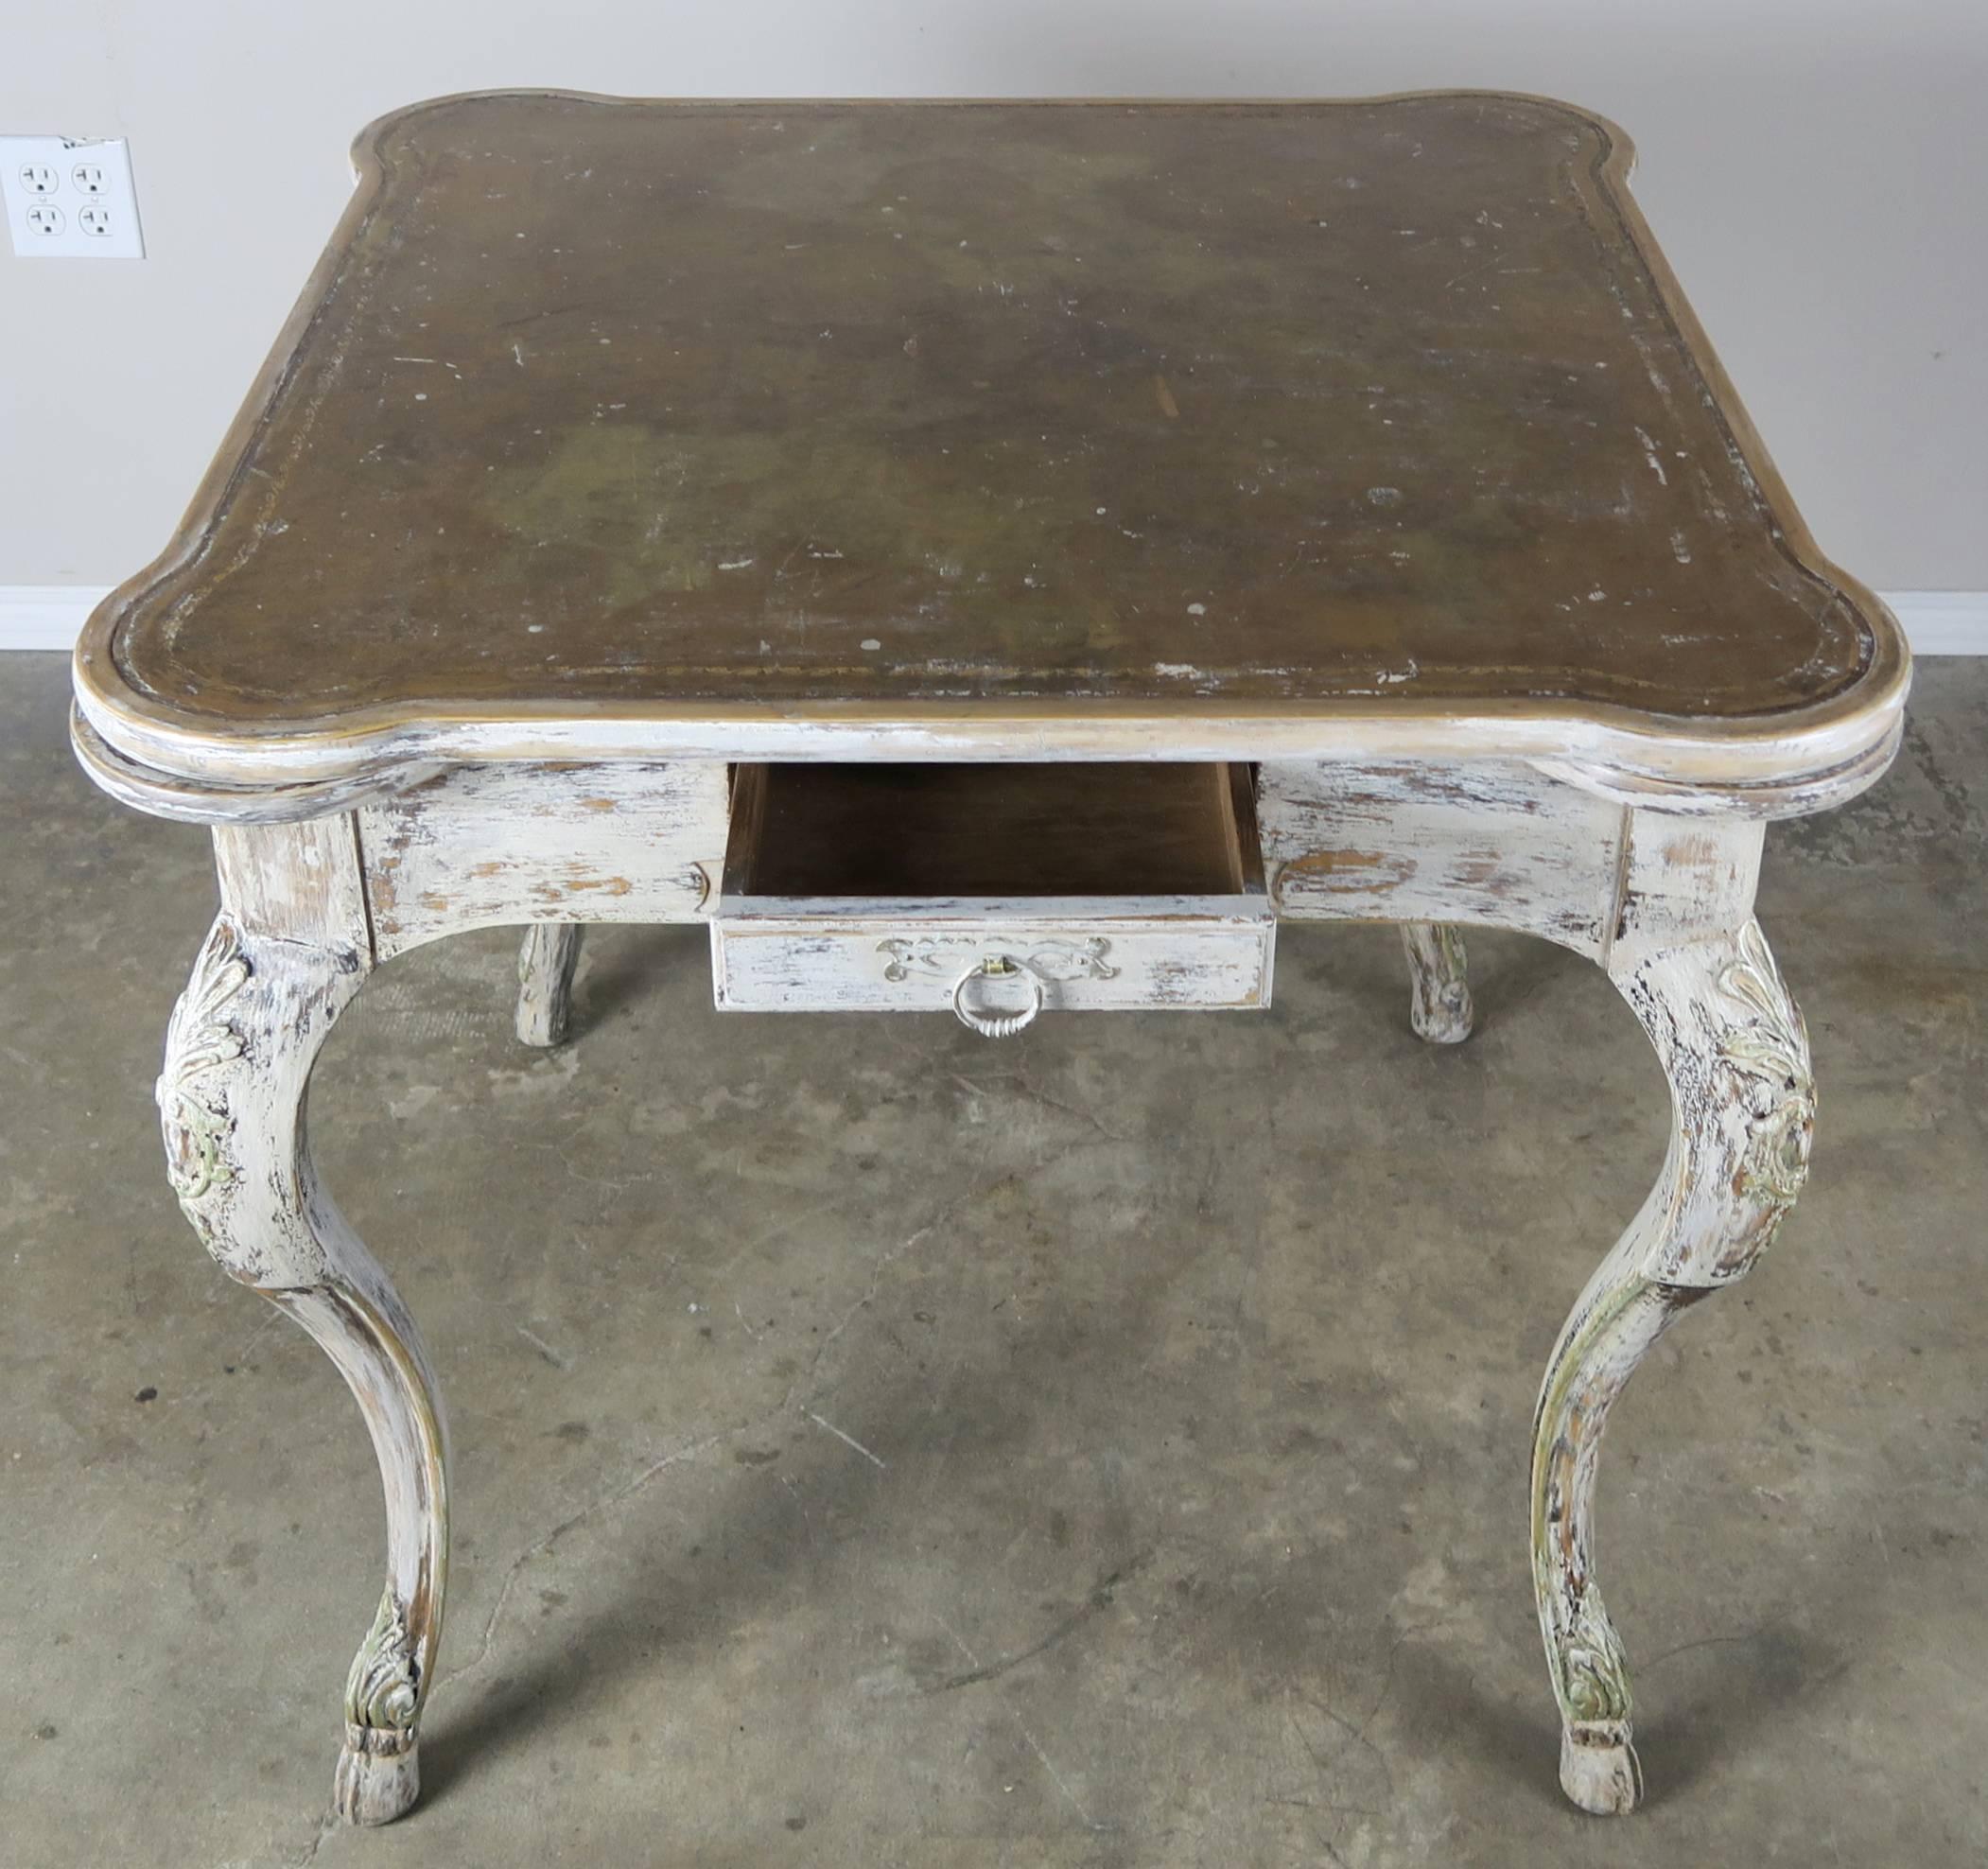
1401,922 -> 1474,1042
516,923 -> 583,1046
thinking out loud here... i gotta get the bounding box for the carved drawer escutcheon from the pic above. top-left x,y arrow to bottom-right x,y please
877,934 -> 1120,985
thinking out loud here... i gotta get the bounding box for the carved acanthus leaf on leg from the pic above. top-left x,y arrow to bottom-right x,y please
157,916 -> 369,1289
1714,919 -> 1815,1255
1612,917 -> 1816,1289
347,1585 -> 422,1733
332,1584 -> 427,1819
158,917 -> 252,1225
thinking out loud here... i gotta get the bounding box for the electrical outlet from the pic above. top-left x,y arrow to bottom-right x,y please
1,135 -> 143,258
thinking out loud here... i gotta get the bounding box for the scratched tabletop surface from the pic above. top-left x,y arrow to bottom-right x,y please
83,92 -> 1902,755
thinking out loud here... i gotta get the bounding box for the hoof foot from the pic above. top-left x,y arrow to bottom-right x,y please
334,1724 -> 420,1825
1560,1721 -> 1641,1815
1410,988 -> 1474,1045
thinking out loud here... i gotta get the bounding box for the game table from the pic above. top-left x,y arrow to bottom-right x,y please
72,91 -> 1909,1824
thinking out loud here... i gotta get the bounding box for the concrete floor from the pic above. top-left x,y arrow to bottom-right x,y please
1,651 -> 1983,1867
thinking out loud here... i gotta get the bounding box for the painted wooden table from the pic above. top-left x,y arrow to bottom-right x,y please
72,92 -> 1909,1826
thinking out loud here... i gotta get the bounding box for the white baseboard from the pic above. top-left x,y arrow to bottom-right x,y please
1882,592 -> 1988,655
0,585 -> 112,651
3,583 -> 1984,655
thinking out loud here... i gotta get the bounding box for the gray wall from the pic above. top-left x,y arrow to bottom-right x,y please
5,0 -> 1982,592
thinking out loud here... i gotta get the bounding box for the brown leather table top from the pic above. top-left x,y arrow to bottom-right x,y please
76,92 -> 1905,801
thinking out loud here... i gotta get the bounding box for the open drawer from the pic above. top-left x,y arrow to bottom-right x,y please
712,763 -> 1274,1032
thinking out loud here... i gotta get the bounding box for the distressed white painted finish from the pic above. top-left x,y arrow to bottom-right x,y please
357,760 -> 725,958
1260,760 -> 1629,957
1264,767 -> 1800,1812
212,814 -> 370,947
1401,922 -> 1474,1043
69,705 -> 442,826
161,827 -> 448,1826
516,923 -> 583,1047
77,688 -> 1910,822
138,750 -> 1839,1825
1613,812 -> 1764,954
713,898 -> 1275,1018
1531,906 -> 1811,1812
1600,917 -> 1810,1290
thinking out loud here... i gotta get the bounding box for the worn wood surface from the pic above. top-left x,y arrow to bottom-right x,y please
515,922 -> 583,1046
357,760 -> 725,958
1261,758 -> 1628,955
212,817 -> 370,949
1401,922 -> 1474,1043
714,905 -> 1276,1018
73,91 -> 1906,812
1530,902 -> 1812,1812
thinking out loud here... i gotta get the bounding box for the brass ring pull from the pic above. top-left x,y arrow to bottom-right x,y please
950,956 -> 1044,1038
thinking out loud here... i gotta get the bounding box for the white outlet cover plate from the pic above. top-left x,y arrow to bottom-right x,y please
1,135 -> 144,259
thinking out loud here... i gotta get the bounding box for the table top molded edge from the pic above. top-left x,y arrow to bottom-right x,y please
70,89 -> 1911,825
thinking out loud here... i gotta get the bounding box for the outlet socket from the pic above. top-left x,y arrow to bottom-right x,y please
2,135 -> 143,258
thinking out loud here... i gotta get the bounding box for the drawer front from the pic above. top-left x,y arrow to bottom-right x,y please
713,907 -> 1274,1019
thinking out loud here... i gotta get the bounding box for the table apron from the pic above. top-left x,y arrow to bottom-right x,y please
355,760 -> 729,959
208,756 -> 1766,974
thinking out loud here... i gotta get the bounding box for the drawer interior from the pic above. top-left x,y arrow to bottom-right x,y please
723,763 -> 1263,903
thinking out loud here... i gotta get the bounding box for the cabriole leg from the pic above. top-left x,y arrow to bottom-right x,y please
1532,918 -> 1813,1813
160,913 -> 449,1825
516,922 -> 583,1046
1402,921 -> 1473,1042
